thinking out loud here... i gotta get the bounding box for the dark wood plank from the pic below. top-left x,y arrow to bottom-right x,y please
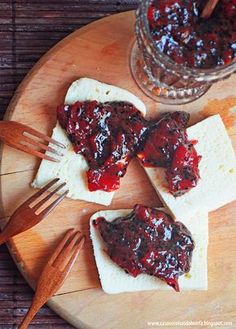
0,244 -> 74,328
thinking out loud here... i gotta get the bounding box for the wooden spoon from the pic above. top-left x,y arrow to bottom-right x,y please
201,0 -> 220,19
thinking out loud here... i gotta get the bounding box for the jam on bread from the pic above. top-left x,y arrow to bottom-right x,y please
137,112 -> 201,196
58,102 -> 201,196
57,101 -> 148,192
93,204 -> 195,291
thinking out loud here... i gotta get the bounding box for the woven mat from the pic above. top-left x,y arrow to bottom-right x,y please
0,1 -> 138,328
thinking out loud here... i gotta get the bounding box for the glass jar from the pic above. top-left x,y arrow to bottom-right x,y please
130,0 -> 236,105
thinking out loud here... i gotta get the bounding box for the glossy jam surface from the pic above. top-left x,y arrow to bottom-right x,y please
57,101 -> 147,192
148,0 -> 236,68
58,101 -> 201,195
137,112 -> 201,196
94,204 -> 195,291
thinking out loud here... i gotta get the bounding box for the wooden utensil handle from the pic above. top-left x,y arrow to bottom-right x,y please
0,122 -> 9,141
0,225 -> 21,246
19,296 -> 45,329
0,233 -> 9,246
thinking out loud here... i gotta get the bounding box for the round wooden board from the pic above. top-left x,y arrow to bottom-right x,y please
1,11 -> 236,329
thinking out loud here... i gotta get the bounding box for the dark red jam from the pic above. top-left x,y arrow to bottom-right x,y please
57,100 -> 201,196
57,101 -> 147,192
137,112 -> 201,196
93,204 -> 195,291
147,0 -> 236,68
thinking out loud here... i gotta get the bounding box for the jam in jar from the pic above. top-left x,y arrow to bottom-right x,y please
131,0 -> 236,104
148,0 -> 236,69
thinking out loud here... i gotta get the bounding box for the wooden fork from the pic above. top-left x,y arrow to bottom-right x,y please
19,229 -> 86,329
0,178 -> 68,245
0,121 -> 65,162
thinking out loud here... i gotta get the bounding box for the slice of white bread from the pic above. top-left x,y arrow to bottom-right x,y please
143,115 -> 236,219
32,78 -> 146,206
90,209 -> 208,294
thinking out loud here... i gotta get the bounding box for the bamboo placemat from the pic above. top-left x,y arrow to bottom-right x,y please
0,1 -> 139,327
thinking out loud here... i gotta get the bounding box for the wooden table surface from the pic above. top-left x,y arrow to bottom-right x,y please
0,1 -> 139,328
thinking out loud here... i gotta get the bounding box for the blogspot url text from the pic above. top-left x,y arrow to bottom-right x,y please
147,320 -> 233,327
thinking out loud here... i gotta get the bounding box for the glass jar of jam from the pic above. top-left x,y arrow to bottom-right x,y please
130,0 -> 236,104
